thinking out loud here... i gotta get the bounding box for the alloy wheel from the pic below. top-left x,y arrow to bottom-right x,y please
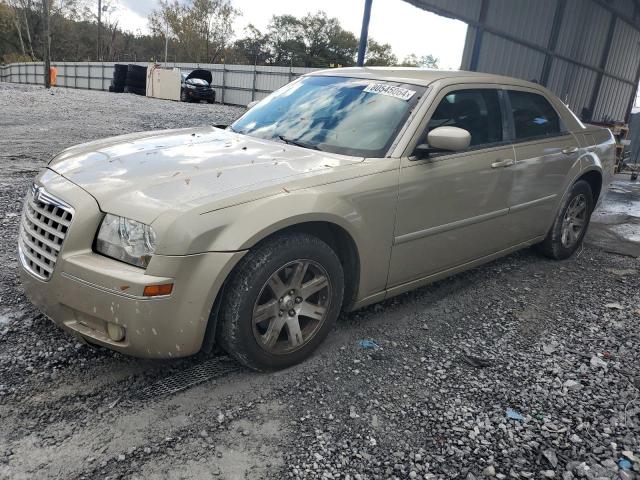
252,259 -> 332,354
560,193 -> 587,248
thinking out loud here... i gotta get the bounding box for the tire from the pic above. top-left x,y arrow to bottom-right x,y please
217,233 -> 344,371
180,89 -> 189,102
538,180 -> 594,260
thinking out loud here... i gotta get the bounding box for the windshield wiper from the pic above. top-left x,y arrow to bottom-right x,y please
278,135 -> 321,151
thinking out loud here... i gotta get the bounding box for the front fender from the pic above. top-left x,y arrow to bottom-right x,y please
153,167 -> 400,301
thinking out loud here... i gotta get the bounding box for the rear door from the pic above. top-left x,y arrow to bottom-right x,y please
388,86 -> 516,288
505,88 -> 580,242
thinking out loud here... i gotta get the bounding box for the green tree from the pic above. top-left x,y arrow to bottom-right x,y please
399,53 -> 439,68
364,39 -> 397,66
148,0 -> 237,63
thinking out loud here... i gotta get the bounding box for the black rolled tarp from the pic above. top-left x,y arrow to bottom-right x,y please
109,63 -> 128,93
124,64 -> 147,96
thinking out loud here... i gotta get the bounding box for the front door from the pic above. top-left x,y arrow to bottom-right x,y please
388,87 -> 516,288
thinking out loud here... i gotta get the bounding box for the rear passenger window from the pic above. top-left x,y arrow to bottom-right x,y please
427,89 -> 503,147
508,90 -> 562,140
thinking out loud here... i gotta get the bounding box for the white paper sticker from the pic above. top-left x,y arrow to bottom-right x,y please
363,83 -> 416,101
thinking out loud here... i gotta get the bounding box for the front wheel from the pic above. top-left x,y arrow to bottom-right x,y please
538,180 -> 594,259
217,233 -> 344,371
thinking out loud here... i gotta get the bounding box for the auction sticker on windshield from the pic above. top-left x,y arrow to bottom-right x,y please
363,83 -> 416,101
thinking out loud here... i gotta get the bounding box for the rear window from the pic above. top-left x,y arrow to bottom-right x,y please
508,90 -> 562,140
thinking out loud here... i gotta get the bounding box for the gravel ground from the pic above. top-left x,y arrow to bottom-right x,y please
0,83 -> 639,480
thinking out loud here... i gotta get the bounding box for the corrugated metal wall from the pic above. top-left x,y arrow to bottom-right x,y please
404,0 -> 640,123
0,62 -> 318,106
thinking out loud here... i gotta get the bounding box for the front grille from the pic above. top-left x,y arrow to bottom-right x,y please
18,185 -> 74,281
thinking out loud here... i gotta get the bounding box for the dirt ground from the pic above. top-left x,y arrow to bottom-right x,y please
0,84 -> 639,480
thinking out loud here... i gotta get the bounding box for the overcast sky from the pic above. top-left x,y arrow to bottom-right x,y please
114,0 -> 468,69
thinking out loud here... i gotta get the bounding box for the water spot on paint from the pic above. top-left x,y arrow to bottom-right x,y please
152,328 -> 158,335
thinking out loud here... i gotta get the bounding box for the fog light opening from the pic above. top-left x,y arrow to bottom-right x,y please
107,322 -> 126,342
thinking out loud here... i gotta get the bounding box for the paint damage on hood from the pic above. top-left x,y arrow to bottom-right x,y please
48,127 -> 363,224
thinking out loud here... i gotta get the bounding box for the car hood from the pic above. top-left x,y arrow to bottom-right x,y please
185,69 -> 212,84
49,127 -> 363,224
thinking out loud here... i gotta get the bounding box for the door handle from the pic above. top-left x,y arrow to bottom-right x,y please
562,146 -> 579,154
491,158 -> 515,168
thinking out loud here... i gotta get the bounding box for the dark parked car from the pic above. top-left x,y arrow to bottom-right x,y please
180,69 -> 215,103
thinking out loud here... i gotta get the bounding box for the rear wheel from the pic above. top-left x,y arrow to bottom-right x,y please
217,233 -> 344,371
538,180 -> 594,259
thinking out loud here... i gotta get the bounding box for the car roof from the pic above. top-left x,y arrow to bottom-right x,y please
307,67 -> 543,91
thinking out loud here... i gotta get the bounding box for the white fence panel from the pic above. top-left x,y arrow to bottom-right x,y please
0,61 -> 324,106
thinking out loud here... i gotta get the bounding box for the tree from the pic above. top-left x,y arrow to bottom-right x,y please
265,14 -> 304,65
228,24 -> 269,64
298,11 -> 358,67
3,1 -> 26,57
364,39 -> 396,66
399,53 -> 439,69
148,0 -> 237,64
229,11 -> 359,68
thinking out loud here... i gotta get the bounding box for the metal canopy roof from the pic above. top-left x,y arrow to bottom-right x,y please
396,0 -> 640,123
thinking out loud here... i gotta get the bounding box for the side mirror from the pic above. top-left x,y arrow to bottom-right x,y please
247,100 -> 259,109
414,126 -> 471,158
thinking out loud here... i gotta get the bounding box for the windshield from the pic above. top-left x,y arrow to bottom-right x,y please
229,76 -> 424,157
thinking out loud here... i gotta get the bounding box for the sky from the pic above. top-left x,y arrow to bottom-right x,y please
114,0 -> 468,70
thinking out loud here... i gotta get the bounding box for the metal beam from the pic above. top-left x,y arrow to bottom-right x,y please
540,0 -> 566,86
587,13 -> 617,119
590,0 -> 640,31
357,0 -> 373,67
469,0 -> 489,71
625,57 -> 640,121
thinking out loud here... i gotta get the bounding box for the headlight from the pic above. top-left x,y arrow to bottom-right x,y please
95,214 -> 157,268
186,84 -> 196,89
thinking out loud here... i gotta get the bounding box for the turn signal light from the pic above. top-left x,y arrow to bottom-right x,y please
143,283 -> 173,297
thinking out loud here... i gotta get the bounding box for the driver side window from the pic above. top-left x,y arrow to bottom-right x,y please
427,89 -> 503,148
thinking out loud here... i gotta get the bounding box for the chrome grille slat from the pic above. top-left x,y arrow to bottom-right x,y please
24,206 -> 66,240
29,201 -> 72,227
23,223 -> 62,252
19,185 -> 74,281
19,238 -> 54,271
21,235 -> 58,263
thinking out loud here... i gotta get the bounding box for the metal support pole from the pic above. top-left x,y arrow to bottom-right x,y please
356,0 -> 373,67
221,59 -> 226,104
97,0 -> 102,61
251,52 -> 258,101
43,0 -> 51,88
164,22 -> 169,67
469,0 -> 489,72
587,13 -> 617,121
540,0 -> 566,86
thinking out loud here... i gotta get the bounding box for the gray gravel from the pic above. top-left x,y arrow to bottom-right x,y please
0,83 -> 639,480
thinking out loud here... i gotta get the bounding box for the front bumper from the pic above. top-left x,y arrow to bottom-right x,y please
19,170 -> 245,358
184,88 -> 215,101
